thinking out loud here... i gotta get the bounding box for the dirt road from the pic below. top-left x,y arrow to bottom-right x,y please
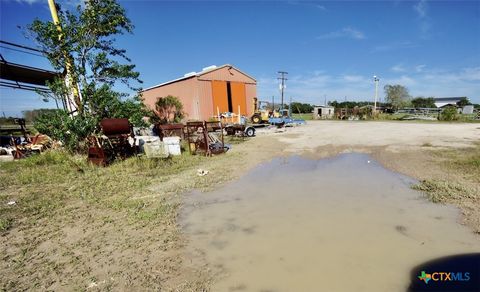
273,120 -> 480,152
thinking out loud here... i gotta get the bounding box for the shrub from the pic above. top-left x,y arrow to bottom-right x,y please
439,106 -> 458,121
34,110 -> 97,152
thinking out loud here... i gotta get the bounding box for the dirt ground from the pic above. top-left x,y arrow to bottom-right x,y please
1,120 -> 479,291
266,121 -> 480,231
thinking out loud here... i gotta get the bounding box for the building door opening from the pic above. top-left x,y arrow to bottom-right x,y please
226,82 -> 233,113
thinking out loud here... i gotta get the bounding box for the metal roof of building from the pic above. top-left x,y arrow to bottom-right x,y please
433,97 -> 464,101
142,64 -> 256,92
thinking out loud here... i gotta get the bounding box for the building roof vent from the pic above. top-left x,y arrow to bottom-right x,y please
202,65 -> 217,71
183,71 -> 196,77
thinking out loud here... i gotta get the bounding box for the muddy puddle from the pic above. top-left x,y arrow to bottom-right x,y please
180,153 -> 479,291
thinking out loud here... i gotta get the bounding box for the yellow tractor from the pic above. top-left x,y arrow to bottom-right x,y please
250,97 -> 280,124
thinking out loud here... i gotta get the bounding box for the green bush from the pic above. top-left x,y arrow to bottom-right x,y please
439,106 -> 458,121
34,110 -> 97,152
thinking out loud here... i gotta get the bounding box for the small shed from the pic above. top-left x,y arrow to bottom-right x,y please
141,64 -> 256,121
313,106 -> 335,119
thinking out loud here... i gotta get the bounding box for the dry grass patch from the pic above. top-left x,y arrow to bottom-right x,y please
0,149 -> 225,291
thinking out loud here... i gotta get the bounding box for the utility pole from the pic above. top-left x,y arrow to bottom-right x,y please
48,0 -> 82,115
278,71 -> 288,110
373,75 -> 380,114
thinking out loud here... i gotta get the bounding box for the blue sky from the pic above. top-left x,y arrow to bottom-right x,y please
1,0 -> 479,116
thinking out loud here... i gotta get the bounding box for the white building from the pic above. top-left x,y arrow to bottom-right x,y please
313,106 -> 335,119
433,97 -> 463,108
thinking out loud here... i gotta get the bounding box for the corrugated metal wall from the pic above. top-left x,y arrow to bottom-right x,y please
245,83 -> 256,115
142,66 -> 256,121
141,77 -> 197,119
230,82 -> 247,115
196,80 -> 213,120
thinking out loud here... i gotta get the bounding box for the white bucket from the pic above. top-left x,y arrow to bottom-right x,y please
163,136 -> 181,156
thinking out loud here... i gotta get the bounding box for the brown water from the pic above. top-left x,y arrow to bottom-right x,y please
181,154 -> 479,292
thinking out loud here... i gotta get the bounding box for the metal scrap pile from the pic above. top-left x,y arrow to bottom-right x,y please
87,118 -> 135,166
185,121 -> 229,156
0,118 -> 53,160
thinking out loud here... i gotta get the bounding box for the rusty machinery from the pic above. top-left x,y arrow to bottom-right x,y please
87,118 -> 135,166
185,121 -> 226,156
0,118 -> 52,159
155,123 -> 184,141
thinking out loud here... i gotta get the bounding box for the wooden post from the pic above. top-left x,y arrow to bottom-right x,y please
238,105 -> 241,124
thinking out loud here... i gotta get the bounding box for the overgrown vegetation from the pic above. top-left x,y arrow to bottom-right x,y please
0,150 -> 207,228
412,144 -> 480,230
0,143 -> 250,290
439,106 -> 459,121
26,0 -> 149,152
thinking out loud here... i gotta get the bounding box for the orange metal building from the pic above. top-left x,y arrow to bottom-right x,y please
141,64 -> 257,121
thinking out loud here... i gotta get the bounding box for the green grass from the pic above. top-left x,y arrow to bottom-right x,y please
0,150 -> 210,233
291,113 -> 313,120
0,217 -> 13,232
412,143 -> 480,204
412,180 -> 476,203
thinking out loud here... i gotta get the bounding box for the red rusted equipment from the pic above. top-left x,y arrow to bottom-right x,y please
87,118 -> 135,166
155,123 -> 184,141
186,121 -> 226,156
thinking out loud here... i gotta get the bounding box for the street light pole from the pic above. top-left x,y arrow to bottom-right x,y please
373,75 -> 379,114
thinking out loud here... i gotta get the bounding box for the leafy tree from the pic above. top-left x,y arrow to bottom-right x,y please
411,97 -> 436,108
457,97 -> 471,107
384,84 -> 411,110
290,102 -> 314,113
26,0 -> 146,151
154,95 -> 185,124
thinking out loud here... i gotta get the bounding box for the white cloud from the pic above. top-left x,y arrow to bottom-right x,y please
316,5 -> 327,11
256,67 -> 480,104
372,41 -> 417,52
413,0 -> 432,38
317,27 -> 366,40
415,64 -> 426,72
391,64 -> 406,73
413,0 -> 427,18
343,75 -> 366,82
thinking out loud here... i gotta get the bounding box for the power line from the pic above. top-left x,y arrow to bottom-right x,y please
0,45 -> 45,58
0,40 -> 45,53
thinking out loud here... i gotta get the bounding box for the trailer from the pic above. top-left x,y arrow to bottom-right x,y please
224,124 -> 256,137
